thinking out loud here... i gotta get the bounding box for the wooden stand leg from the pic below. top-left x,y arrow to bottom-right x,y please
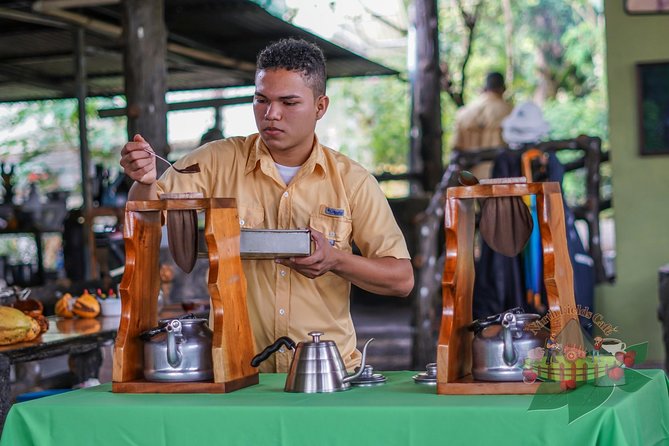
438,196 -> 475,386
113,209 -> 162,383
207,202 -> 258,388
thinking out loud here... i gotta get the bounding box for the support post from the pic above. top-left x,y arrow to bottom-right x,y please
122,0 -> 168,174
74,26 -> 94,279
409,0 -> 443,194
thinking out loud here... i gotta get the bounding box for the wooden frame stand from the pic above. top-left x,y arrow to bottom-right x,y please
112,197 -> 259,393
437,181 -> 579,395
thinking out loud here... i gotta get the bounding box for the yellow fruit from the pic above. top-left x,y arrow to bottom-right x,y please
55,293 -> 75,318
72,291 -> 100,319
0,306 -> 33,345
22,317 -> 41,341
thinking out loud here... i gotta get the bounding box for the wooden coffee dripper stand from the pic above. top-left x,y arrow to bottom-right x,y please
437,180 -> 579,395
112,197 -> 259,393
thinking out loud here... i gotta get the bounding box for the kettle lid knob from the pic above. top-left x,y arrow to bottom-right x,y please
308,331 -> 324,342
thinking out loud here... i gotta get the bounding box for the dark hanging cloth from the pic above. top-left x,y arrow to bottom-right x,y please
472,150 -> 525,319
472,149 -> 595,320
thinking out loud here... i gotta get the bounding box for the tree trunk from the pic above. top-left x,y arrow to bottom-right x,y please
409,0 -> 443,194
123,0 -> 169,174
409,0 -> 443,368
502,0 -> 514,86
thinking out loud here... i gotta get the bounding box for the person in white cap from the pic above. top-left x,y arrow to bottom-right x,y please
501,101 -> 551,149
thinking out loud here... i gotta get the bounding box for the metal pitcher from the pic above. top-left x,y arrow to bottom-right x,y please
251,331 -> 374,393
141,316 -> 213,382
470,308 -> 547,382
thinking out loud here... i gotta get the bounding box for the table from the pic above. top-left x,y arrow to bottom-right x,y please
0,316 -> 119,431
1,369 -> 668,445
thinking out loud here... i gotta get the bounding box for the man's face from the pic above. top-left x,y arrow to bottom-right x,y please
253,68 -> 328,162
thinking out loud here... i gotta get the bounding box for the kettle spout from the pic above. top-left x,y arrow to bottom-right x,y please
501,313 -> 518,367
166,320 -> 183,368
343,338 -> 374,383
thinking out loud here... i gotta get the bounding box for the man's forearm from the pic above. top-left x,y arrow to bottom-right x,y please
332,254 -> 414,297
128,182 -> 159,201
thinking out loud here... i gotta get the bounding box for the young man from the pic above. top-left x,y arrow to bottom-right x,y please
120,38 -> 413,372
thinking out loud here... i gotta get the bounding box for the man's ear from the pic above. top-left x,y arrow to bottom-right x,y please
315,95 -> 329,120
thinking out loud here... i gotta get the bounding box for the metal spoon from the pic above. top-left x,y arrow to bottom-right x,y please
142,149 -> 200,174
458,170 -> 479,186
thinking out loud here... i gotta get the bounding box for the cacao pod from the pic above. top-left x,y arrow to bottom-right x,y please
55,293 -> 75,318
32,313 -> 49,334
0,306 -> 34,345
22,317 -> 41,341
11,298 -> 43,319
72,291 -> 100,319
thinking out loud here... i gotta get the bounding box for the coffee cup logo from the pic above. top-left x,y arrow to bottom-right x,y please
600,338 -> 626,355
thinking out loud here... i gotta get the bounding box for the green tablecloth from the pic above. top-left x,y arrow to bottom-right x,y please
2,370 -> 668,446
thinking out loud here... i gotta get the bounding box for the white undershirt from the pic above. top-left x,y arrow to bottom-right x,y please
275,162 -> 301,185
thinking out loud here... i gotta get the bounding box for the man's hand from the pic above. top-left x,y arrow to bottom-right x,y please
120,134 -> 157,185
276,227 -> 414,297
276,228 -> 337,279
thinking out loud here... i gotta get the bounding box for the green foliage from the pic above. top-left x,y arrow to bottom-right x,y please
0,97 -> 126,198
0,0 -> 609,201
543,93 -> 608,142
327,76 -> 409,172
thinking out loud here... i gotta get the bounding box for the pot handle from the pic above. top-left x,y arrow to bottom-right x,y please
250,336 -> 296,367
468,306 -> 524,333
138,314 -> 199,341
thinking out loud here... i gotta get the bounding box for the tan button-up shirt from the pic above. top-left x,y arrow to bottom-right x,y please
451,92 -> 513,150
158,134 -> 410,372
451,92 -> 513,179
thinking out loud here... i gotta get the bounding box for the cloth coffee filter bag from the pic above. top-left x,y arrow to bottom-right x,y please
167,209 -> 198,273
458,171 -> 533,258
161,193 -> 202,273
479,195 -> 533,257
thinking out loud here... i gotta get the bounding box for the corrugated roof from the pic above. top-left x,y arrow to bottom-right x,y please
0,0 -> 397,103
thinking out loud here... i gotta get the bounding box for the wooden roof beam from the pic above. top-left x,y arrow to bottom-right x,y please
97,95 -> 253,118
31,2 -> 257,72
0,63 -> 73,95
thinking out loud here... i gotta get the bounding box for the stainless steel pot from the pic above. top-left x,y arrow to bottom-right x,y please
470,308 -> 547,382
251,331 -> 374,393
140,316 -> 213,382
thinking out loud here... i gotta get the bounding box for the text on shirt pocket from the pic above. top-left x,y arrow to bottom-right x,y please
309,208 -> 352,252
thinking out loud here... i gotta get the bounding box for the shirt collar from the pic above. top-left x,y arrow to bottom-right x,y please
244,134 -> 326,178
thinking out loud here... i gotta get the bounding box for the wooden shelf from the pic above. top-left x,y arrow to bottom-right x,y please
87,206 -> 125,219
112,374 -> 259,394
436,374 -> 553,395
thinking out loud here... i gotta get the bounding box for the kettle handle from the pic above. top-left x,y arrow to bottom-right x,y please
138,313 -> 199,341
468,307 -> 524,333
250,336 -> 296,367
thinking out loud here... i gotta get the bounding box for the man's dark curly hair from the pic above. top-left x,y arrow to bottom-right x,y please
256,38 -> 327,96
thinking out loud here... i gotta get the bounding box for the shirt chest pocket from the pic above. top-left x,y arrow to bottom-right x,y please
238,205 -> 264,229
309,214 -> 353,252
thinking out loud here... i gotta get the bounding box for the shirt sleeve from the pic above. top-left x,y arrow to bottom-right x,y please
348,173 -> 410,260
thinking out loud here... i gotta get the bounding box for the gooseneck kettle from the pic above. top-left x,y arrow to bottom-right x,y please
251,331 -> 374,393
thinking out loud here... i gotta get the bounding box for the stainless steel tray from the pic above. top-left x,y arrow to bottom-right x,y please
196,228 -> 312,259
239,229 -> 312,259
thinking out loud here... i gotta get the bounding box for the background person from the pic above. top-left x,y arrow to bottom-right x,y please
451,71 -> 513,179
